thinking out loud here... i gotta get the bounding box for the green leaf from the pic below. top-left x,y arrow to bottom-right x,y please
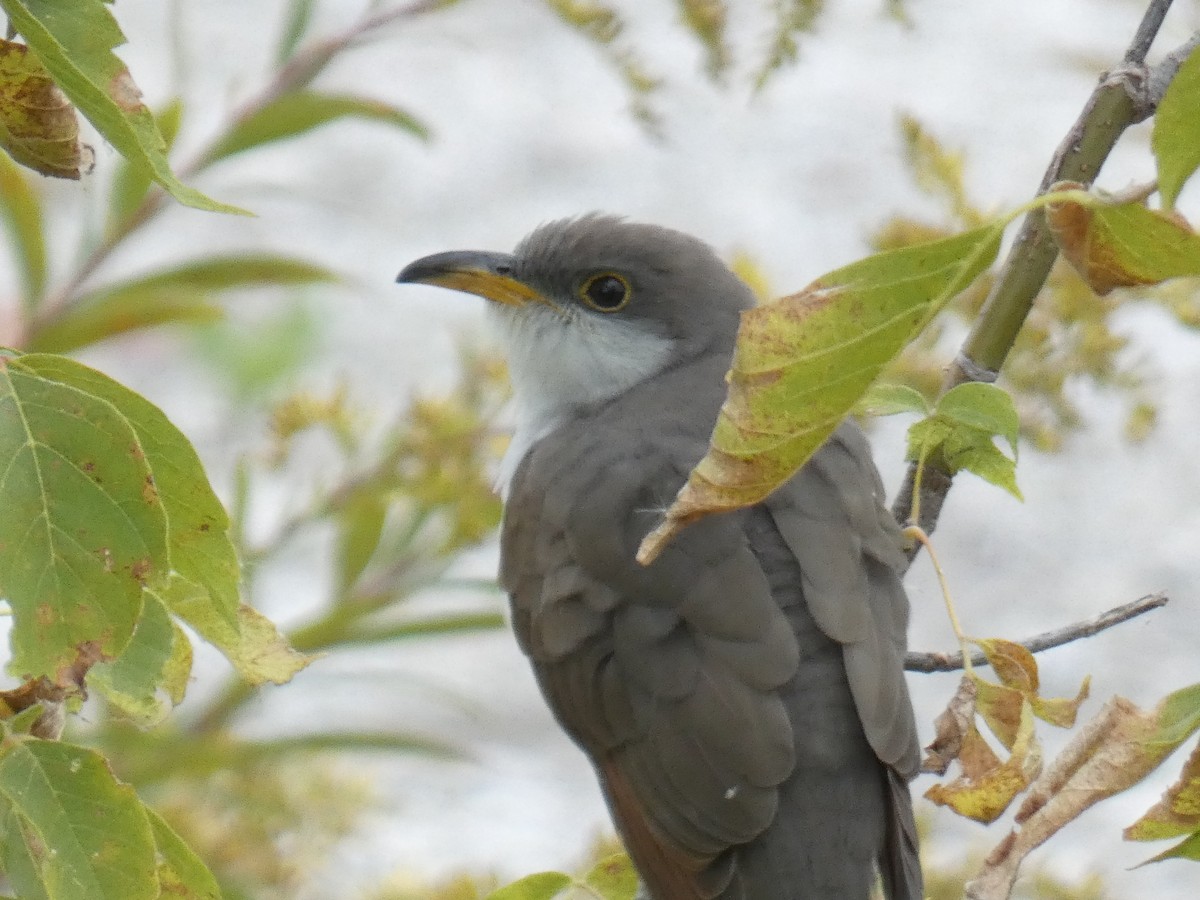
0,738 -> 157,900
29,254 -> 337,353
0,0 -> 245,214
854,381 -> 930,417
1046,193 -> 1200,295
145,807 -> 222,899
204,90 -> 428,164
0,352 -> 164,677
19,354 -> 242,627
1137,828 -> 1200,864
88,591 -> 181,724
936,382 -> 1020,455
486,871 -> 572,900
1153,44 -> 1200,210
906,385 -> 1023,502
0,37 -> 82,179
106,98 -> 183,234
335,493 -> 388,593
639,221 -> 1004,562
582,853 -> 638,900
276,0 -> 319,63
0,148 -> 47,309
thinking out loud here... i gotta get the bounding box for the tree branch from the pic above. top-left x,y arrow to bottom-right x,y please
890,1 -> 1195,554
904,592 -> 1168,673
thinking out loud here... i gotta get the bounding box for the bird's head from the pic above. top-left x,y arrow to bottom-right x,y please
397,215 -> 755,488
397,214 -> 753,419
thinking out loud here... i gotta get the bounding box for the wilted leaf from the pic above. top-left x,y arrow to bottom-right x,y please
922,675 -> 977,775
1046,191 -> 1200,295
1153,44 -> 1200,210
582,853 -> 638,900
145,807 -> 222,899
974,678 -> 1026,752
639,222 -> 1004,563
925,699 -> 1041,824
0,38 -> 81,178
0,150 -> 47,310
0,738 -> 157,900
486,871 -> 572,900
204,90 -> 428,164
970,690 -> 1200,897
29,254 -> 336,353
1,0 -> 243,213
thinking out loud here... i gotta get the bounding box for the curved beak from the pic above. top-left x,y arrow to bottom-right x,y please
396,250 -> 544,308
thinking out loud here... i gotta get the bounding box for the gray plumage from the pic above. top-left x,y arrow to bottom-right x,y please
397,215 -> 922,899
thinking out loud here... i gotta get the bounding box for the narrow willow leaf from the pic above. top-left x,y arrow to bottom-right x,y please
677,0 -> 729,79
1153,45 -> 1200,210
486,871 -> 572,900
335,493 -> 388,593
0,149 -> 47,308
0,352 -> 164,677
276,0 -> 319,63
205,90 -> 428,164
106,98 -> 183,233
1047,195 -> 1200,294
145,807 -> 222,899
0,739 -> 157,900
29,254 -> 336,353
639,222 -> 1004,563
0,38 -> 81,178
0,0 -> 244,213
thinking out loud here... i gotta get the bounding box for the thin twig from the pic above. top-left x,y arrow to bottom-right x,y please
904,591 -> 1168,673
889,2 -> 1194,557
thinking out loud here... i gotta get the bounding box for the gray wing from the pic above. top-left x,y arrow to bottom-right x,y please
501,419 -> 920,899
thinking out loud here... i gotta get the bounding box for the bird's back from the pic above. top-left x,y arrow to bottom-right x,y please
499,353 -> 921,900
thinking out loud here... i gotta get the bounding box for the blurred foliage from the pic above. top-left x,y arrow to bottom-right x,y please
875,113 -> 1200,452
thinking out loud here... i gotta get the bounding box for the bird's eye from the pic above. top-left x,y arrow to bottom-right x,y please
579,273 -> 631,312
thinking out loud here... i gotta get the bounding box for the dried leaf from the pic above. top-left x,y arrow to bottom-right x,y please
922,675 -> 976,775
0,38 -> 81,178
925,699 -> 1041,824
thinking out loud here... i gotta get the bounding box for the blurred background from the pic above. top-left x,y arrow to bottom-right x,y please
4,0 -> 1200,897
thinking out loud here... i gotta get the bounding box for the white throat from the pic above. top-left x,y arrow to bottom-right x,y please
489,305 -> 676,495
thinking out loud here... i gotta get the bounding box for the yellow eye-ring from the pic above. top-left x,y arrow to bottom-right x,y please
579,273 -> 631,312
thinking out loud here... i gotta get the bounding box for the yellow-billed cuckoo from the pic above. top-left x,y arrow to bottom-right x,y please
397,215 -> 922,899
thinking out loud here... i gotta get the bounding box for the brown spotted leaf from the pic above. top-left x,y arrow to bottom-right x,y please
0,38 -> 81,178
1046,187 -> 1200,295
638,222 -> 1005,563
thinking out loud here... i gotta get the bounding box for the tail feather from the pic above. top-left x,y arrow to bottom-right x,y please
879,768 -> 923,900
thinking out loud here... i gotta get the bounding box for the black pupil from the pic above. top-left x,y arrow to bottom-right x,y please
587,275 -> 627,309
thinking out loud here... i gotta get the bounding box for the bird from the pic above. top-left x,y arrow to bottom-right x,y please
396,215 -> 922,900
